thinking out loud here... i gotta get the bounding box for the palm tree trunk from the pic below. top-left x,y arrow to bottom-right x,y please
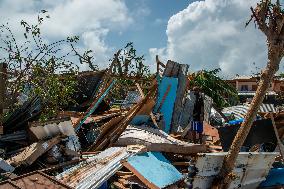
214,45 -> 282,188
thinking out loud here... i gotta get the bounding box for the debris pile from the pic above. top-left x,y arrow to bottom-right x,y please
0,58 -> 282,189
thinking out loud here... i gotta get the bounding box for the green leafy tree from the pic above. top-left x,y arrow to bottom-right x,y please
109,42 -> 151,101
0,11 -> 94,121
189,68 -> 238,109
111,42 -> 149,77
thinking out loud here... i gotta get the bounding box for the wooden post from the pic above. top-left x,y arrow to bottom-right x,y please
171,63 -> 189,133
135,83 -> 159,128
270,113 -> 284,159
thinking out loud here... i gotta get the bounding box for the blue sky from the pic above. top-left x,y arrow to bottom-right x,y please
106,0 -> 191,53
0,0 -> 282,77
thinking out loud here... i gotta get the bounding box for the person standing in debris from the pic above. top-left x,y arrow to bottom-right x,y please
191,87 -> 204,144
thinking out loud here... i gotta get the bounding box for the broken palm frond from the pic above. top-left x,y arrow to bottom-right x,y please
88,81 -> 157,151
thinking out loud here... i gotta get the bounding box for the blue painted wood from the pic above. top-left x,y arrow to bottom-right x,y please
126,152 -> 183,188
130,115 -> 150,125
153,77 -> 178,133
75,80 -> 116,132
260,168 -> 284,187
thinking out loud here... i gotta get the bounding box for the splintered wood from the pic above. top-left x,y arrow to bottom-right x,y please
88,82 -> 157,151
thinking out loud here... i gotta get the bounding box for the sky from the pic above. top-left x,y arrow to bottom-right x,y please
0,0 -> 283,78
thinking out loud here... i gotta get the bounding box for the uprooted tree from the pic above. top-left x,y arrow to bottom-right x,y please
213,0 -> 284,188
0,11 -> 95,122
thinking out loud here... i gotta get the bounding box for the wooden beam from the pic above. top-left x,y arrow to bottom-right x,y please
122,162 -> 159,189
270,113 -> 284,159
171,63 -> 189,133
7,136 -> 62,166
88,83 -> 157,151
74,79 -> 115,132
135,83 -> 158,127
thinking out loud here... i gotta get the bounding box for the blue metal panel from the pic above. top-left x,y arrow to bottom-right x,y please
130,115 -> 150,125
153,77 -> 178,133
260,168 -> 284,187
126,152 -> 183,188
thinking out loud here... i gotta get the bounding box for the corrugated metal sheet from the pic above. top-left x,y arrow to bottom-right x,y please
115,125 -> 207,154
121,91 -> 141,109
193,152 -> 278,189
222,104 -> 276,120
56,147 -> 137,189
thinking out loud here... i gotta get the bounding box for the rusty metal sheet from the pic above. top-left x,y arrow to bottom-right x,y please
0,181 -> 20,189
0,171 -> 71,189
56,147 -> 138,189
192,152 -> 278,189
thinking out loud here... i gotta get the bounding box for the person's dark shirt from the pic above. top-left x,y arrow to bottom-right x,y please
193,92 -> 204,121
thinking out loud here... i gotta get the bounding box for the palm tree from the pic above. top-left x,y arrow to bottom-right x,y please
214,1 -> 284,188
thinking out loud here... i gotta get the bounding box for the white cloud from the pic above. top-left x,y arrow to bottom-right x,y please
152,0 -> 274,78
81,29 -> 110,69
0,0 -> 132,70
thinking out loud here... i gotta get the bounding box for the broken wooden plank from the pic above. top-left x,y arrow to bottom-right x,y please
170,61 -> 180,77
122,151 -> 184,189
156,55 -> 166,76
270,113 -> 284,159
70,111 -> 123,125
171,63 -> 189,133
154,77 -> 178,133
116,171 -> 133,177
135,83 -> 158,127
163,60 -> 175,77
7,136 -> 62,167
89,83 -> 157,151
172,162 -> 190,166
74,79 -> 115,132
